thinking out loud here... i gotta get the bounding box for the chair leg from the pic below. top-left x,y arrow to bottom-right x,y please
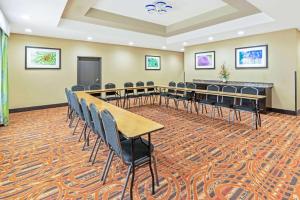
66,106 -> 70,122
72,118 -> 80,135
78,123 -> 87,142
120,165 -> 132,200
101,150 -> 113,181
219,107 -> 223,117
82,129 -> 91,150
194,102 -> 199,115
238,110 -> 242,121
152,155 -> 160,186
89,137 -> 99,162
92,139 -> 102,165
102,152 -> 114,183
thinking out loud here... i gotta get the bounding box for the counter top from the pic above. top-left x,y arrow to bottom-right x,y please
193,79 -> 273,88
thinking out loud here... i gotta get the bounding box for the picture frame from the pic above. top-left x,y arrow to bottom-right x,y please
145,55 -> 161,70
25,46 -> 61,69
235,45 -> 268,69
195,51 -> 215,69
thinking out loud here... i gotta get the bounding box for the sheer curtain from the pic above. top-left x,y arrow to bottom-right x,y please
0,28 -> 8,125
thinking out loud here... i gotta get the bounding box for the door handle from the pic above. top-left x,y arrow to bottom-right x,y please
96,78 -> 99,82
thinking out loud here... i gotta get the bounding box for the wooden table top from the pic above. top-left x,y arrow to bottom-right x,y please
83,85 -> 266,100
156,85 -> 266,100
76,91 -> 164,138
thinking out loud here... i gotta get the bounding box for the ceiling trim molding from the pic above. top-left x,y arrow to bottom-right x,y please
62,0 -> 260,37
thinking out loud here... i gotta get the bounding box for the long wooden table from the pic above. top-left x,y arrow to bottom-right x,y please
85,85 -> 266,101
76,91 -> 164,199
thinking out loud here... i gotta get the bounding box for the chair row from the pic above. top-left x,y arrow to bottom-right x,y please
159,81 -> 261,129
64,88 -> 159,199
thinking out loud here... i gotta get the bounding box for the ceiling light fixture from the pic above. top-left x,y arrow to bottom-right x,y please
87,36 -> 93,41
25,28 -> 32,33
162,46 -> 166,49
238,31 -> 245,35
129,42 -> 134,45
181,48 -> 185,51
145,1 -> 173,14
208,36 -> 214,41
183,42 -> 187,46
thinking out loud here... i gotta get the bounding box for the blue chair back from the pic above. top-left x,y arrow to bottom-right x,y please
69,92 -> 84,120
206,85 -> 220,102
89,103 -> 106,142
80,99 -> 94,131
124,82 -> 134,95
101,109 -> 123,157
136,81 -> 145,93
186,83 -> 196,98
221,86 -> 237,105
65,88 -> 72,106
240,87 -> 259,107
147,81 -> 155,92
89,84 -> 101,90
71,85 -> 85,91
168,81 -> 176,94
176,82 -> 185,95
105,83 -> 117,97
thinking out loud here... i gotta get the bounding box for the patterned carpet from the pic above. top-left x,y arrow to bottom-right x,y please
0,102 -> 300,200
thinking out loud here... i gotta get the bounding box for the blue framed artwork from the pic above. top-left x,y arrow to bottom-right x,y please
195,51 -> 215,69
235,45 -> 268,69
145,55 -> 161,70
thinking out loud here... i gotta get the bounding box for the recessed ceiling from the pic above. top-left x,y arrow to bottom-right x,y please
1,0 -> 300,52
92,0 -> 226,26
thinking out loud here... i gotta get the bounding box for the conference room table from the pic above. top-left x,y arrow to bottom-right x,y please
76,91 -> 164,199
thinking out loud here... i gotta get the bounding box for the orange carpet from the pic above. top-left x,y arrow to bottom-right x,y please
0,103 -> 300,199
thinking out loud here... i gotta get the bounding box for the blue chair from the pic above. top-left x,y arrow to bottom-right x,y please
100,109 -> 159,199
69,92 -> 86,139
89,83 -> 101,90
89,103 -> 107,164
146,81 -> 159,104
215,86 -> 237,123
136,81 -> 149,106
161,81 -> 176,107
196,85 -> 220,118
123,82 -> 139,108
234,87 -> 261,129
65,88 -> 73,122
80,99 -> 95,150
173,82 -> 186,110
103,83 -> 121,107
71,85 -> 85,91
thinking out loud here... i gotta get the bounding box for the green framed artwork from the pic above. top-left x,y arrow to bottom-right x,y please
25,46 -> 61,69
145,55 -> 161,70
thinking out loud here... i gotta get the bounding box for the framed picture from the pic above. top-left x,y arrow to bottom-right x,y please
25,46 -> 61,69
145,55 -> 161,70
195,51 -> 215,69
235,45 -> 268,69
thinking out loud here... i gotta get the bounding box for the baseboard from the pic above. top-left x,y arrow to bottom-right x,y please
9,103 -> 68,113
267,107 -> 297,116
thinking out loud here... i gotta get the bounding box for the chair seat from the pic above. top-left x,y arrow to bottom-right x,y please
234,105 -> 257,112
103,96 -> 120,101
121,138 -> 154,164
124,94 -> 139,98
198,99 -> 217,105
215,102 -> 234,108
167,94 -> 179,99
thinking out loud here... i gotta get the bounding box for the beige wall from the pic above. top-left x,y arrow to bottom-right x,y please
8,34 -> 184,109
185,29 -> 298,111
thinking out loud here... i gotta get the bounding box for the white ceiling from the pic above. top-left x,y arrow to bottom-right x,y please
92,0 -> 226,26
0,0 -> 300,52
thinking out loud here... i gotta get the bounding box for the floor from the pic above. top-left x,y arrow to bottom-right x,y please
0,102 -> 300,200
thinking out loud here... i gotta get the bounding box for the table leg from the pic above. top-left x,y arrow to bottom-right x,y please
148,133 -> 155,195
130,138 -> 135,200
